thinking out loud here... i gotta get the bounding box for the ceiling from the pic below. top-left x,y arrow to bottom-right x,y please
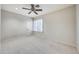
1,4 -> 73,17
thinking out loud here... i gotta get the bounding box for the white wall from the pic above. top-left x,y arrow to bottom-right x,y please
76,5 -> 79,52
35,5 -> 76,46
0,4 -> 1,53
1,10 -> 32,40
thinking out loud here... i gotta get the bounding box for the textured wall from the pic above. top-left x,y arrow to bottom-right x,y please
1,10 -> 32,40
42,6 -> 76,47
1,5 -> 77,54
0,4 -> 1,53
76,5 -> 79,52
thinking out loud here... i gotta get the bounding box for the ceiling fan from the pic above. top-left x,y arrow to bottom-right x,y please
22,4 -> 42,15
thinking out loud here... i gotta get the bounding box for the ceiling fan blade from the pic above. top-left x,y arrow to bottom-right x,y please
34,11 -> 38,15
35,5 -> 40,8
28,11 -> 32,14
35,9 -> 42,11
22,7 -> 31,10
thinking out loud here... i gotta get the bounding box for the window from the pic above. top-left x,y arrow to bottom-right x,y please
33,18 -> 43,32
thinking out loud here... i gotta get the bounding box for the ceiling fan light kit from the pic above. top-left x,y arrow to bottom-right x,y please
22,4 -> 42,15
